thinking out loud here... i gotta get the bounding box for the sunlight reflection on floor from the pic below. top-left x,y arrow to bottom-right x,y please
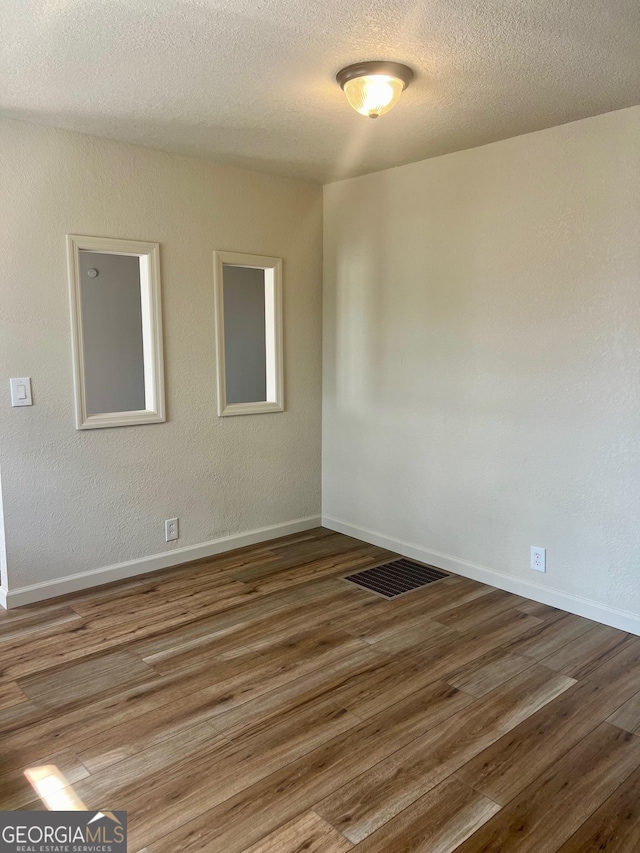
24,766 -> 87,811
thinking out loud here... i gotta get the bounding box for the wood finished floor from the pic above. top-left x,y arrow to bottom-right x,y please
1,527 -> 640,852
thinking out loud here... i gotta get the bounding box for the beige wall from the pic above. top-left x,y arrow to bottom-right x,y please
323,106 -> 640,625
0,118 -> 323,593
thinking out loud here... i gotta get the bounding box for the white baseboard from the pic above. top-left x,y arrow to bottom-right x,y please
323,515 -> 640,636
3,516 -> 322,609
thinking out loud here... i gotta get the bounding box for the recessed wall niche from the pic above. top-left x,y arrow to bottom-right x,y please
67,234 -> 166,429
213,250 -> 284,416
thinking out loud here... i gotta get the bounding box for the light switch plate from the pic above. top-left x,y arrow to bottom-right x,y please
10,378 -> 33,407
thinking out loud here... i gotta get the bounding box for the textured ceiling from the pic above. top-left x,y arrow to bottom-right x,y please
1,0 -> 639,182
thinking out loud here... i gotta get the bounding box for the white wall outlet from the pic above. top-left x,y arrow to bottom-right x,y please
165,517 -> 179,542
531,546 -> 546,573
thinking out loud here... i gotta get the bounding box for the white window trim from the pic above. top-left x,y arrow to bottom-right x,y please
213,250 -> 284,417
67,234 -> 166,430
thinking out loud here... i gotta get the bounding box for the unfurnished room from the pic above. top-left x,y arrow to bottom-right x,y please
1,0 -> 639,850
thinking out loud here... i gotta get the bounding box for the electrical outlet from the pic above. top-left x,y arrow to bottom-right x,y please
165,517 -> 179,542
531,546 -> 546,573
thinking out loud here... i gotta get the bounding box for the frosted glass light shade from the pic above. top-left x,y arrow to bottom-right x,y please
343,75 -> 403,118
337,61 -> 414,119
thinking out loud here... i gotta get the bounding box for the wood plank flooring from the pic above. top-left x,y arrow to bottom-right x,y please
1,527 -> 639,852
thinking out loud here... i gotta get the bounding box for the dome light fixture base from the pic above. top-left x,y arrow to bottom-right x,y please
336,61 -> 414,92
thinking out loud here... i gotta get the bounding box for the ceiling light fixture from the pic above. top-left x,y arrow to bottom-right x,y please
336,61 -> 414,119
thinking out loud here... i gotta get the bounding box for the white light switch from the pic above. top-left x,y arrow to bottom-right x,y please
10,377 -> 33,407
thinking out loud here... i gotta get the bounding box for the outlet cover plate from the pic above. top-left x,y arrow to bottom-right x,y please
165,518 -> 179,542
531,546 -> 546,573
